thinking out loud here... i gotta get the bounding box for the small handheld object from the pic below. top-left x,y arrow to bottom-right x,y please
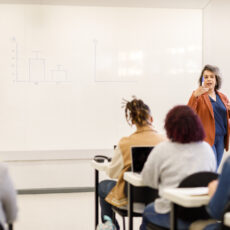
201,76 -> 204,86
94,155 -> 111,163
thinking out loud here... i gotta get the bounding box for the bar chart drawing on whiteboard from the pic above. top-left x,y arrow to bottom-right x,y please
29,51 -> 46,84
50,65 -> 68,82
11,37 -> 19,81
10,37 -> 70,84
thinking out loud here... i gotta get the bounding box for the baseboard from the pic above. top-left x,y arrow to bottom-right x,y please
18,187 -> 94,194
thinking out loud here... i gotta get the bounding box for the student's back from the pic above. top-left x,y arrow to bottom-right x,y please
140,105 -> 216,230
142,140 -> 216,213
98,97 -> 165,229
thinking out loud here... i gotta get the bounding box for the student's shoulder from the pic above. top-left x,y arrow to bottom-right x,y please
195,141 -> 214,154
197,142 -> 216,161
146,141 -> 171,164
151,140 -> 171,153
0,163 -> 8,179
200,141 -> 213,151
118,135 -> 133,148
119,135 -> 130,143
154,132 -> 167,142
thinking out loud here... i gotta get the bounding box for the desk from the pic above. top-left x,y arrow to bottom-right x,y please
91,160 -> 109,230
91,164 -> 149,230
162,188 -> 210,230
224,212 -> 230,227
124,172 -> 146,230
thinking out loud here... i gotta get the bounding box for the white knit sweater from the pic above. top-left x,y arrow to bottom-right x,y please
141,140 -> 216,213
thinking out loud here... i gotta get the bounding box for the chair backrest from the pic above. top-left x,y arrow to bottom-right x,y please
131,146 -> 154,173
124,167 -> 158,205
177,171 -> 219,222
125,146 -> 157,205
179,171 -> 219,188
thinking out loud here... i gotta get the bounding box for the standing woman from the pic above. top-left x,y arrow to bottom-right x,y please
188,64 -> 230,168
98,97 -> 165,229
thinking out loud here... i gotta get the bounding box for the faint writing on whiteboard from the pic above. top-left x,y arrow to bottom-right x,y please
11,37 -> 70,84
93,39 -> 143,82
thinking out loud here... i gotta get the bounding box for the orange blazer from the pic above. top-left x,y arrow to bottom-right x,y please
188,91 -> 230,151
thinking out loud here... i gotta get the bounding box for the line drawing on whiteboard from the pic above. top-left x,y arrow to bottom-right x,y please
50,65 -> 69,83
93,39 -> 139,83
93,39 -> 97,82
28,51 -> 46,84
10,37 -> 71,84
11,37 -> 19,82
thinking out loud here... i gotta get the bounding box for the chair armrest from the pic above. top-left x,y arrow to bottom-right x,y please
123,172 -> 146,187
224,212 -> 230,228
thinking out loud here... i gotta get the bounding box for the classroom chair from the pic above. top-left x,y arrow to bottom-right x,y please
112,181 -> 158,230
146,171 -> 219,230
0,223 -> 13,230
111,145 -> 156,229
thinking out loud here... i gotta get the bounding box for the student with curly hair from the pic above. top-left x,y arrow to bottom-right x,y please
140,105 -> 216,230
98,97 -> 165,229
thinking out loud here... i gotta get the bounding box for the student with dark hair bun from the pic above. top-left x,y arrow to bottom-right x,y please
98,97 -> 165,229
140,105 -> 216,230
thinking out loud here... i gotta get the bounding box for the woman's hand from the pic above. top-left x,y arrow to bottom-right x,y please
193,86 -> 209,97
208,180 -> 218,198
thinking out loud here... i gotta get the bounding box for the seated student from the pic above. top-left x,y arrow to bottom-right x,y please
0,163 -> 18,229
140,105 -> 217,230
190,156 -> 230,230
98,97 -> 165,229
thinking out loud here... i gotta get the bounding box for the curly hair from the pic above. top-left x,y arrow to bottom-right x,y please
165,105 -> 205,143
198,64 -> 222,90
123,97 -> 151,127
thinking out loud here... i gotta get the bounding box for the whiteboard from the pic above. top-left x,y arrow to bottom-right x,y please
0,5 -> 202,150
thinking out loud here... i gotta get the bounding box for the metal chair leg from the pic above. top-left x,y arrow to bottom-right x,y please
112,211 -> 116,224
122,216 -> 126,230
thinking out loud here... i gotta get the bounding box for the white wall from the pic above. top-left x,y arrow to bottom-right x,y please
0,4 -> 203,189
1,1 -> 229,190
203,0 -> 230,169
2,149 -> 112,190
203,0 -> 230,94
0,5 -> 202,151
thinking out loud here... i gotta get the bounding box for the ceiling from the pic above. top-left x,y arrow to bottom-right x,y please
0,0 -> 212,9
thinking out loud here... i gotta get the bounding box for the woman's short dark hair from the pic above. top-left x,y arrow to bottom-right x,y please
123,96 -> 151,127
198,64 -> 222,90
164,105 -> 205,143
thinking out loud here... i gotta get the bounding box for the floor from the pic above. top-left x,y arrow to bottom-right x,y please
14,192 -> 142,230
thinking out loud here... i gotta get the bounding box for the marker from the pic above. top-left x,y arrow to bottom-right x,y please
202,76 -> 204,86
